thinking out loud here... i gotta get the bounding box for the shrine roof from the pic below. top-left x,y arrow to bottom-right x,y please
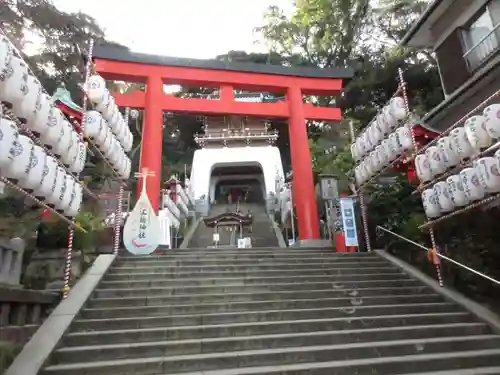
93,44 -> 354,80
203,211 -> 253,227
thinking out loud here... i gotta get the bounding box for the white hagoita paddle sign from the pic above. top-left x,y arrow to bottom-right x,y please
123,169 -> 161,255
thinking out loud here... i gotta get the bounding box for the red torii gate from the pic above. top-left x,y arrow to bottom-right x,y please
92,45 -> 353,242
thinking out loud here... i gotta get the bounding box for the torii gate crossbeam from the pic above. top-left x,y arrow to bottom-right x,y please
93,44 -> 353,242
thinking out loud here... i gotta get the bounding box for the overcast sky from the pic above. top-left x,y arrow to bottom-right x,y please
51,0 -> 294,59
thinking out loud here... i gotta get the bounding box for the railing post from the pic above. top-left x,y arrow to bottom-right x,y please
0,303 -> 11,326
358,191 -> 372,252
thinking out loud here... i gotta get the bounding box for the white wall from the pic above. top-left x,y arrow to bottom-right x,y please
190,146 -> 284,201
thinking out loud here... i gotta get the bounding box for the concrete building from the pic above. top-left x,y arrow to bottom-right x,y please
402,0 -> 500,129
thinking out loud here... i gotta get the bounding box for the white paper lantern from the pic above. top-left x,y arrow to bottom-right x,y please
15,74 -> 42,123
2,135 -> 34,181
383,105 -> 397,131
84,110 -> 105,142
474,156 -> 500,193
425,146 -> 446,176
369,120 -> 383,146
53,120 -> 73,158
446,174 -> 469,207
415,154 -> 433,183
362,130 -> 374,153
69,141 -> 86,174
0,118 -> 19,168
100,128 -> 113,154
103,96 -> 116,123
459,167 -> 484,202
464,115 -> 491,150
389,96 -> 407,121
437,136 -> 460,169
376,113 -> 390,135
29,93 -> 51,134
19,145 -> 47,191
123,157 -> 131,179
375,145 -> 388,168
421,188 -> 441,218
381,139 -> 393,162
124,131 -> 133,152
40,106 -> 64,148
450,127 -> 474,160
58,174 -> 76,211
34,156 -> 58,199
86,75 -> 107,106
0,56 -> 28,108
355,165 -> 365,185
46,167 -> 66,207
65,181 -> 83,217
95,88 -> 111,113
433,181 -> 455,213
361,159 -> 373,179
61,130 -> 79,167
483,104 -> 500,139
0,36 -> 12,96
396,126 -> 413,151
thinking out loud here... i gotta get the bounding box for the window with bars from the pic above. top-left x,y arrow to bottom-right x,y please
462,1 -> 500,71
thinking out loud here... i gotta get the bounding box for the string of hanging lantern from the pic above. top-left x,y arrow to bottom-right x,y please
350,68 -> 413,252
0,32 -> 87,228
414,88 -> 500,231
0,31 -> 134,299
1,103 -> 98,200
61,38 -> 134,297
351,69 -> 414,190
349,68 -> 444,285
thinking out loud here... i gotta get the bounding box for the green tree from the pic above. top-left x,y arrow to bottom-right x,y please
256,0 -> 440,236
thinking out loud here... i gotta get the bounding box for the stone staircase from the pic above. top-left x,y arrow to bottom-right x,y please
187,203 -> 279,248
35,248 -> 500,374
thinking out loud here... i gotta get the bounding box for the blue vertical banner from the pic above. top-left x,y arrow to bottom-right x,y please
339,197 -> 359,247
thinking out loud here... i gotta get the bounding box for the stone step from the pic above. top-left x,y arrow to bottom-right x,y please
43,337 -> 500,375
92,279 -> 421,298
102,266 -> 400,281
87,286 -> 432,308
401,368 -> 500,375
53,323 -> 490,364
124,248 -> 339,256
98,272 -> 408,289
134,350 -> 500,375
72,302 -> 460,331
115,252 -> 361,262
108,261 -> 390,273
81,294 -> 446,319
63,312 -> 474,346
114,256 -> 384,267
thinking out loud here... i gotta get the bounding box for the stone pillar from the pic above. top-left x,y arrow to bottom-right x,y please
0,238 -> 25,286
287,86 -> 320,240
137,75 -> 164,212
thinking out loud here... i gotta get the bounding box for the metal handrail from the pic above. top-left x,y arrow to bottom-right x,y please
462,22 -> 500,59
376,225 -> 500,286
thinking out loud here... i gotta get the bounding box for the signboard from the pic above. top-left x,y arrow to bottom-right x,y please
213,233 -> 220,243
319,175 -> 339,200
237,238 -> 246,248
325,199 -> 341,231
123,170 -> 161,255
339,197 -> 359,247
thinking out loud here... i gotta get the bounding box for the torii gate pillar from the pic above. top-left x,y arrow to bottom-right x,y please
287,86 -> 320,240
137,75 -> 164,212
